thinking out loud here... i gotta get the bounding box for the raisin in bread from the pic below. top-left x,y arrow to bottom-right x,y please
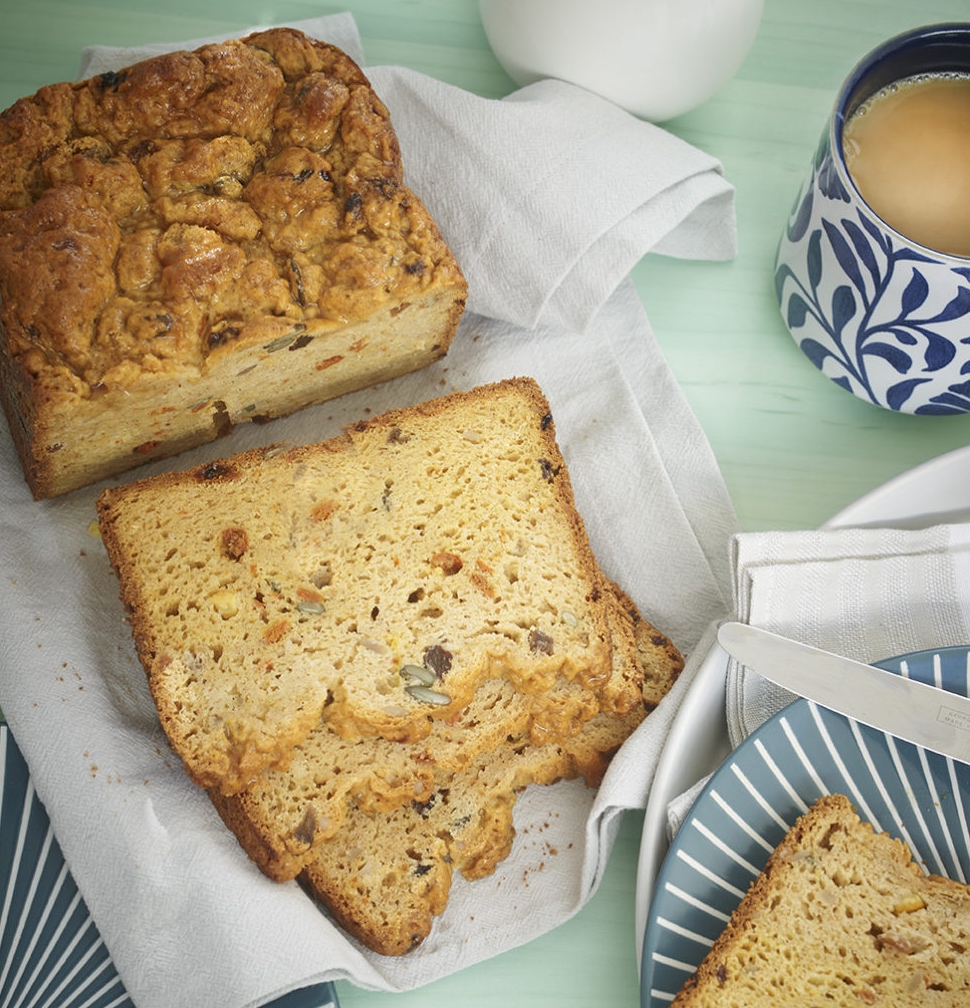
208,585 -> 681,882
672,793 -> 970,1006
97,378 -> 625,794
0,27 -> 466,498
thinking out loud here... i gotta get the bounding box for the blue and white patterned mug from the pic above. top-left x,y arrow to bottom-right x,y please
775,23 -> 970,415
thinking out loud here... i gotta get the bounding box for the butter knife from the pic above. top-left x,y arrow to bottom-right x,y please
717,621 -> 970,765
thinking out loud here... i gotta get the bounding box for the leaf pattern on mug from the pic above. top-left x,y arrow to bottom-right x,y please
887,377 -> 932,411
831,284 -> 857,336
900,270 -> 929,313
823,220 -> 866,294
786,292 -> 810,329
806,230 -> 823,290
918,377 -> 970,415
799,337 -> 832,371
931,287 -> 970,323
922,330 -> 957,370
843,218 -> 881,284
815,142 -> 851,203
787,186 -> 814,243
776,189 -> 970,411
865,341 -> 912,373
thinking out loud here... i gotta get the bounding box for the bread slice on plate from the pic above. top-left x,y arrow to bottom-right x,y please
672,793 -> 970,1006
97,378 -> 624,794
0,27 -> 466,498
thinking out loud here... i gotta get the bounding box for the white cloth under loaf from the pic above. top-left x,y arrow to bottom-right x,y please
0,13 -> 740,1008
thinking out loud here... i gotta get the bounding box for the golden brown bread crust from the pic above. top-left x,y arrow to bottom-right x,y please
0,28 -> 466,498
609,582 -> 683,710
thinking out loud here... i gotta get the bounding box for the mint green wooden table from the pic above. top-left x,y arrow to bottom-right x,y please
2,1 -> 968,1006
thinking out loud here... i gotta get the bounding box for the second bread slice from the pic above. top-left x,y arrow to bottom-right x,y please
208,579 -> 681,881
672,794 -> 970,1006
292,591 -> 682,956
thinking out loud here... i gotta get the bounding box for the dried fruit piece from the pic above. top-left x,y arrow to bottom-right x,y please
220,526 -> 248,560
529,628 -> 554,655
423,645 -> 453,678
431,552 -> 462,575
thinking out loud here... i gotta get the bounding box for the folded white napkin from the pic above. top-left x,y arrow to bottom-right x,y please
0,13 -> 739,1008
664,519 -> 970,848
727,522 -> 970,747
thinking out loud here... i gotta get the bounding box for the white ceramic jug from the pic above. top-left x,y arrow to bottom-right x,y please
479,0 -> 764,121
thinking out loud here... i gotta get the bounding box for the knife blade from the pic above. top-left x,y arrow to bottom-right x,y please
717,621 -> 970,765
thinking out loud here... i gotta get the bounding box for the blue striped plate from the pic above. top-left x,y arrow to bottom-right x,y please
640,646 -> 970,1007
0,723 -> 339,1008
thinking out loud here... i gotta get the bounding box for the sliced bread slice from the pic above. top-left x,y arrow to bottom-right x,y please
208,581 -> 681,882
98,378 -> 621,794
673,793 -> 970,1006
294,596 -> 679,956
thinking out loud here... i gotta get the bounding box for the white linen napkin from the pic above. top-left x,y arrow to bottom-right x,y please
726,523 -> 970,747
664,520 -> 970,846
0,13 -> 739,1008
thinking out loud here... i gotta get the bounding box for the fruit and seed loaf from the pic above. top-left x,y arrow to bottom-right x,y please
100,376 -> 681,951
297,709 -> 647,957
672,793 -> 970,1006
97,378 -> 634,795
98,376 -> 684,956
0,27 -> 467,499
